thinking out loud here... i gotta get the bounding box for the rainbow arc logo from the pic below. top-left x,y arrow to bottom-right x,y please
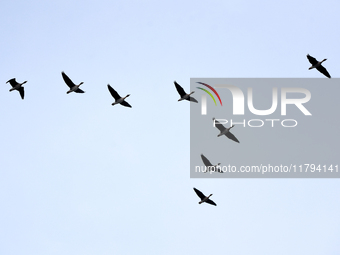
196,82 -> 222,106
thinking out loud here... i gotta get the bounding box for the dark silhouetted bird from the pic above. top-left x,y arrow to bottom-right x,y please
193,188 -> 216,206
213,118 -> 239,143
62,72 -> 85,94
174,81 -> 198,103
7,78 -> 26,99
307,54 -> 331,78
201,154 -> 222,173
107,84 -> 131,108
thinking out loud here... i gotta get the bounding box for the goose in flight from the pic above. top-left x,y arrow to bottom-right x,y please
174,81 -> 198,103
201,154 -> 222,173
107,84 -> 131,108
62,72 -> 85,94
7,78 -> 26,99
213,118 -> 240,143
193,188 -> 216,206
307,54 -> 331,78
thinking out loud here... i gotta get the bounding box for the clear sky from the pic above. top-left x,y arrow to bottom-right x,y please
1,0 -> 339,254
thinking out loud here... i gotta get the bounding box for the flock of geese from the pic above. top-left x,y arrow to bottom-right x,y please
177,54 -> 332,206
6,71 -> 133,107
5,54 -> 332,207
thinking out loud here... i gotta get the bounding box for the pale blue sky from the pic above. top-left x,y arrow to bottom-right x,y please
1,0 -> 340,254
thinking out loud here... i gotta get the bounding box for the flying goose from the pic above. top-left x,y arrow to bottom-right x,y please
193,188 -> 216,206
107,84 -> 131,108
201,154 -> 222,173
174,81 -> 198,103
213,118 -> 240,143
62,72 -> 85,94
307,54 -> 331,78
6,78 -> 26,99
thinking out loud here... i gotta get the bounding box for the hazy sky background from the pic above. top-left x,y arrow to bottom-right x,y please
1,0 -> 339,254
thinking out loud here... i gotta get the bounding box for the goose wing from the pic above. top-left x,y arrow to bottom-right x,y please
307,54 -> 318,65
226,131 -> 240,143
18,87 -> 24,99
75,88 -> 85,93
316,65 -> 331,78
213,118 -> 227,132
107,84 -> 121,100
193,188 -> 206,200
6,78 -> 18,87
189,96 -> 198,103
120,101 -> 132,108
62,72 -> 76,88
205,199 -> 217,206
174,81 -> 187,97
201,154 -> 213,167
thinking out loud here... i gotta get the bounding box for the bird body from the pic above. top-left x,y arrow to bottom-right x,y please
174,81 -> 198,103
67,84 -> 84,94
107,84 -> 131,108
62,72 -> 85,94
217,126 -> 233,137
307,54 -> 331,78
213,118 -> 240,143
193,188 -> 216,206
6,78 -> 26,99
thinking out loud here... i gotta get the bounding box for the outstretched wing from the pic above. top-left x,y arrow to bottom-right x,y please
213,118 -> 226,132
226,131 -> 240,143
307,54 -> 318,65
201,154 -> 213,167
316,65 -> 331,78
188,96 -> 198,103
193,188 -> 206,200
120,100 -> 132,108
205,199 -> 217,206
75,88 -> 85,93
174,81 -> 187,97
6,78 -> 18,87
62,72 -> 76,88
107,84 -> 121,100
18,87 -> 24,99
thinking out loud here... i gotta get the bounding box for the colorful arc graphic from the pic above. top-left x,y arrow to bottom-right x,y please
196,87 -> 217,105
196,82 -> 223,106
